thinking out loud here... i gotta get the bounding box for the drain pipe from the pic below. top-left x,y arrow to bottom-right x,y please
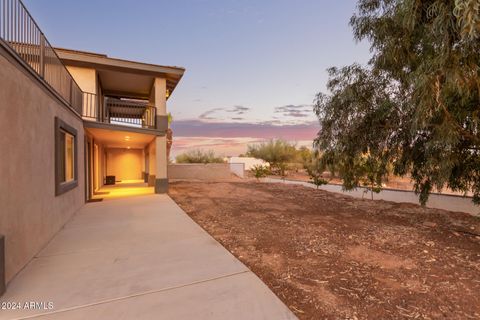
0,234 -> 4,296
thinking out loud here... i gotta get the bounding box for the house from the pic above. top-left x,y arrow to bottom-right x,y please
0,0 -> 184,289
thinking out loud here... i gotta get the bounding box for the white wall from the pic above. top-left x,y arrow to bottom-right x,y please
265,178 -> 480,216
228,157 -> 269,170
229,163 -> 245,178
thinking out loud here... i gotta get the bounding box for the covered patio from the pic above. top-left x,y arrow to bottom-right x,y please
84,125 -> 162,201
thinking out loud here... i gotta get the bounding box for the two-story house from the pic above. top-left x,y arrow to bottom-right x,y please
0,0 -> 184,290
56,47 -> 184,199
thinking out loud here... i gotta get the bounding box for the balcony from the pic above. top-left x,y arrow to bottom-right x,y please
82,93 -> 157,129
0,0 -> 83,114
1,0 -> 181,133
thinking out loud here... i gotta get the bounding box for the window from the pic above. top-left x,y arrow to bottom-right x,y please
55,117 -> 78,195
62,131 -> 75,182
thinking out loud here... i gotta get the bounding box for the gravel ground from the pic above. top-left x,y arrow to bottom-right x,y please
169,181 -> 480,320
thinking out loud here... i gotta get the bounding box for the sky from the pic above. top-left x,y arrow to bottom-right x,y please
23,0 -> 371,157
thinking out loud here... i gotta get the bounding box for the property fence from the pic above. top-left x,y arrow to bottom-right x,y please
168,163 -> 245,180
264,177 -> 479,216
0,0 -> 83,114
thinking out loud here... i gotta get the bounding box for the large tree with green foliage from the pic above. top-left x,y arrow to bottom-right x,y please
314,0 -> 480,205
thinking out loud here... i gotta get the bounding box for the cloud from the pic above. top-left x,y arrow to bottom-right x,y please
274,104 -> 313,118
227,106 -> 250,115
171,119 -> 319,141
198,108 -> 224,120
198,106 -> 251,120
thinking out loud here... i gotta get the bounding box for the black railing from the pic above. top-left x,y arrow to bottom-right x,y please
106,97 -> 156,129
0,0 -> 83,114
82,93 -> 156,129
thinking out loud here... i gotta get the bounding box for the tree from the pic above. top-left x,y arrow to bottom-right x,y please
359,155 -> 386,200
314,0 -> 480,205
175,150 -> 224,164
246,139 -> 297,176
297,146 -> 313,166
304,153 -> 329,189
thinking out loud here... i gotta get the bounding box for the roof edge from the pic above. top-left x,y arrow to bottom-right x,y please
54,47 -> 186,73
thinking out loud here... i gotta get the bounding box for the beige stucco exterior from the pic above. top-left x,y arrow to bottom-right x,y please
151,77 -> 167,115
156,136 -> 168,180
66,66 -> 97,94
106,148 -> 143,181
150,77 -> 168,191
0,47 -> 85,282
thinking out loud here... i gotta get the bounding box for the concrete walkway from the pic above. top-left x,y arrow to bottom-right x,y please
0,195 -> 296,320
265,178 -> 479,216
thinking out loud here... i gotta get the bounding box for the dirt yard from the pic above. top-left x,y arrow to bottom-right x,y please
169,181 -> 480,320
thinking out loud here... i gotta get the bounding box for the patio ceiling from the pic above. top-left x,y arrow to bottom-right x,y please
86,127 -> 156,149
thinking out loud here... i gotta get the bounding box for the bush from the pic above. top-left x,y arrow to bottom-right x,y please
251,165 -> 269,181
246,139 -> 297,176
305,153 -> 329,189
175,150 -> 224,164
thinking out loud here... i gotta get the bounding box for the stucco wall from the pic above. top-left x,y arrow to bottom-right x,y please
106,148 -> 143,181
229,163 -> 245,178
66,66 -> 96,94
168,163 -> 239,180
228,157 -> 269,170
0,46 -> 85,282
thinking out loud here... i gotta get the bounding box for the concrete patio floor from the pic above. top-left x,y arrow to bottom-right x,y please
92,180 -> 154,200
0,195 -> 296,320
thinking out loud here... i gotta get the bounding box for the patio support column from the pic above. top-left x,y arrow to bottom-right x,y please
151,78 -> 168,131
150,77 -> 168,193
155,136 -> 168,193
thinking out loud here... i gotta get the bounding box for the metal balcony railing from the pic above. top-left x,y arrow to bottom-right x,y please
82,92 -> 156,129
0,0 -> 83,114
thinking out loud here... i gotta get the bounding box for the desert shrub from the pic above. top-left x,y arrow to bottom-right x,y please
246,139 -> 297,176
251,165 -> 269,181
296,146 -> 313,168
305,154 -> 329,189
175,150 -> 224,164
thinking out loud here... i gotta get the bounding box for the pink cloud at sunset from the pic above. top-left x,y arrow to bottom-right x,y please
171,119 -> 319,140
170,120 -> 320,158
